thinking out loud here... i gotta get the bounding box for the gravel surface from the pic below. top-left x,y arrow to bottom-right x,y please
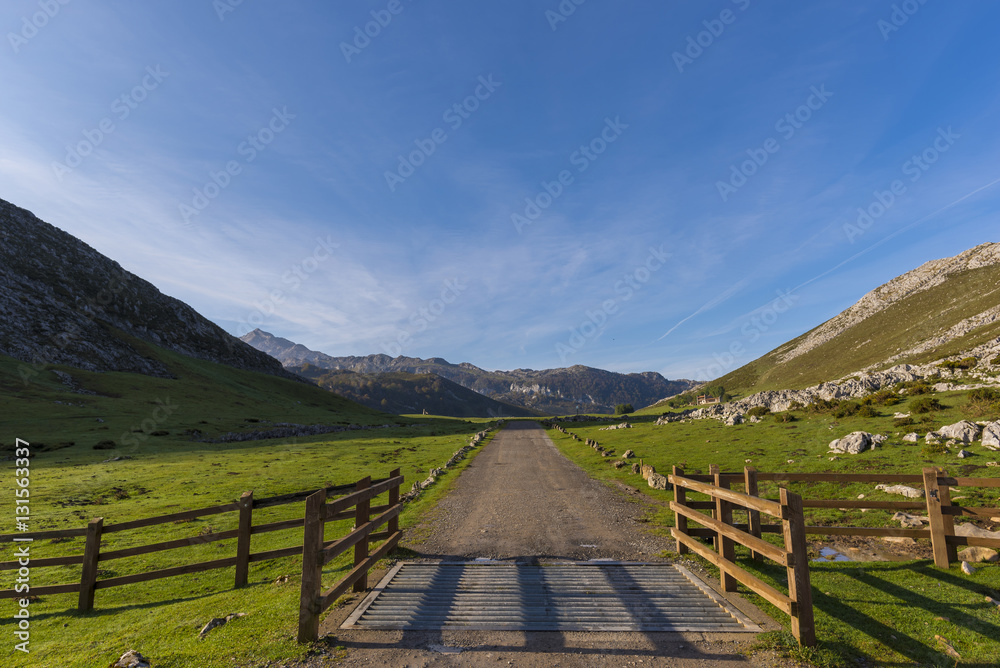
283,422 -> 786,668
406,421 -> 671,562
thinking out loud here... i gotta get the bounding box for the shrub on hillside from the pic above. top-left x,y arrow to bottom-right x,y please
773,412 -> 796,423
968,388 -> 1000,403
910,396 -> 943,413
896,380 -> 931,395
788,400 -> 804,410
832,401 -> 861,418
893,416 -> 915,427
865,389 -> 902,406
806,399 -> 838,414
964,388 -> 1000,418
937,357 -> 978,371
615,403 -> 634,415
856,405 -> 879,418
746,406 -> 770,418
991,355 -> 1000,366
922,442 -> 948,457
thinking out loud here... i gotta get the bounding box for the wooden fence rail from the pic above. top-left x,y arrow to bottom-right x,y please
670,465 -> 816,646
669,465 -> 1000,646
674,468 -> 1000,568
0,473 -> 403,614
298,468 -> 403,642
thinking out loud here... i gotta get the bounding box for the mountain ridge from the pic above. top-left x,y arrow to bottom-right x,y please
712,241 -> 1000,395
241,329 -> 698,414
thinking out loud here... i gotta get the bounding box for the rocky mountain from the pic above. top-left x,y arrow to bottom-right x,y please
0,198 -> 288,379
710,242 -> 1000,396
289,365 -> 542,418
242,329 -> 698,415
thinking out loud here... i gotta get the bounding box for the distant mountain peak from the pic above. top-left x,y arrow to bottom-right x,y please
240,330 -> 698,414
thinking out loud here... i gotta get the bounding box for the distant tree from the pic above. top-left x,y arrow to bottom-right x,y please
615,403 -> 634,415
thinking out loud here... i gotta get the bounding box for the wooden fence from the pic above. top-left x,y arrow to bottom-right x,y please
670,466 -> 815,646
298,469 -> 403,642
669,465 -> 1000,646
0,469 -> 404,627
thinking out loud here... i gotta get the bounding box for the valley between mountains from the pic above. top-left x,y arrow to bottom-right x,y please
1,198 -> 999,667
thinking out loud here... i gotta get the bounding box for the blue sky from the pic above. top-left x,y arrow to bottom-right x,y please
2,1 -> 998,381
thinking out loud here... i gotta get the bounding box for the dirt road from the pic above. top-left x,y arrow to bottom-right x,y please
407,420 -> 671,561
298,422 -> 780,668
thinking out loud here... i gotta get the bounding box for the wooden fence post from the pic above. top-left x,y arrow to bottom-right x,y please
78,517 -> 103,612
297,490 -> 326,643
387,468 -> 401,537
672,466 -> 689,555
714,469 -> 737,592
923,468 -> 958,568
235,491 -> 253,588
744,467 -> 763,562
780,488 -> 815,647
709,465 -> 720,550
353,476 -> 372,593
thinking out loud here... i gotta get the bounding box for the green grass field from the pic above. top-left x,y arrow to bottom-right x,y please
0,347 -> 501,667
545,388 -> 1000,667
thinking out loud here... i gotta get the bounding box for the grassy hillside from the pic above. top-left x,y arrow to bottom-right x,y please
715,263 -> 1000,395
0,341 -> 502,667
290,364 -> 542,418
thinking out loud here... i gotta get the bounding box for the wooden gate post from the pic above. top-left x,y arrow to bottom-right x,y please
78,517 -> 103,612
672,466 -> 689,555
387,468 -> 401,536
714,469 -> 737,592
235,491 -> 253,587
744,467 -> 763,561
780,488 -> 815,647
923,468 -> 958,568
297,490 -> 326,643
353,476 -> 372,593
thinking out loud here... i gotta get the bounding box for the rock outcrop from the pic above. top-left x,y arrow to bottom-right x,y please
0,198 -> 289,380
938,420 -> 982,444
982,422 -> 1000,450
828,431 -> 874,455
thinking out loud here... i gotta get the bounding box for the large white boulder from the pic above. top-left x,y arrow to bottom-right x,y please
938,420 -> 982,444
829,431 -> 872,454
982,421 -> 1000,450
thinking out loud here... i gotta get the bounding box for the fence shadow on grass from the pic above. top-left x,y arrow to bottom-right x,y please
809,561 -> 1000,668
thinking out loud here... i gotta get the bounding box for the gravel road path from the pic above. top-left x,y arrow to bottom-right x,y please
290,422 -> 781,668
407,420 -> 671,561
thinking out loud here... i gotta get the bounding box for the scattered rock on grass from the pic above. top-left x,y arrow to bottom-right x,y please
958,547 -> 998,563
829,431 -> 873,454
982,422 -> 1000,450
198,612 -> 247,639
935,635 -> 962,659
891,512 -> 927,528
647,473 -> 668,490
877,484 -> 924,499
961,561 -> 976,575
113,651 -> 151,668
939,420 -> 982,444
